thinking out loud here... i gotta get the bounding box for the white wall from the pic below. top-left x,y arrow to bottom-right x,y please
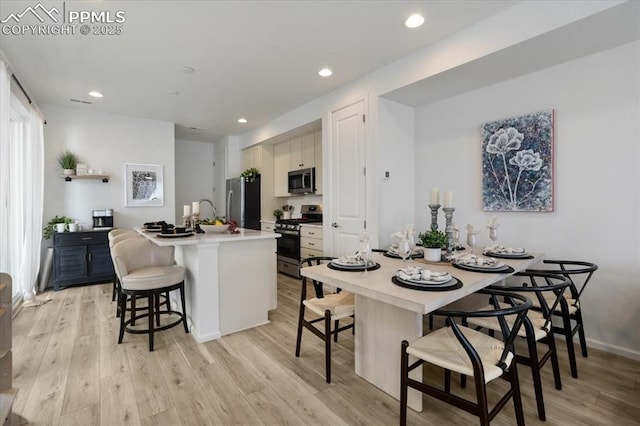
41,104 -> 176,235
413,41 -> 640,357
175,139 -> 215,220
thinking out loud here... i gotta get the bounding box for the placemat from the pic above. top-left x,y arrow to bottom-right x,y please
391,276 -> 463,291
327,262 -> 381,272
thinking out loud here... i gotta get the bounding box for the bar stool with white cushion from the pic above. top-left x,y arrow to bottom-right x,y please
108,230 -> 141,301
111,237 -> 189,351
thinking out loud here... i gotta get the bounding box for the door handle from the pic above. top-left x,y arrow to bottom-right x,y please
331,222 -> 339,228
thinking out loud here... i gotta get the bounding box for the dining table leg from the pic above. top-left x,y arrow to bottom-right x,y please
354,294 -> 423,411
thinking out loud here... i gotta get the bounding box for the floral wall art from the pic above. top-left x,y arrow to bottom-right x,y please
481,110 -> 554,212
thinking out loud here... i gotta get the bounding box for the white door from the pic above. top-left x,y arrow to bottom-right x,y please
213,148 -> 227,217
330,99 -> 366,256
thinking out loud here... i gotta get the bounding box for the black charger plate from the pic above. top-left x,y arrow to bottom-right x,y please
452,263 -> 514,274
484,251 -> 533,259
383,252 -> 423,260
391,276 -> 463,291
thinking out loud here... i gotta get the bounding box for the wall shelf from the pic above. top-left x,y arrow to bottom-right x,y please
63,174 -> 109,183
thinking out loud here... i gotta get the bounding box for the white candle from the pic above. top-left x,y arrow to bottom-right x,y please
430,188 -> 439,205
192,201 -> 200,215
183,204 -> 191,217
444,190 -> 453,208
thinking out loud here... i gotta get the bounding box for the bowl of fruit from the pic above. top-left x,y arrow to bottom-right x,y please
199,218 -> 230,233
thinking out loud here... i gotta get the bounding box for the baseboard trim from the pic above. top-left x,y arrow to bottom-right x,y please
586,337 -> 640,361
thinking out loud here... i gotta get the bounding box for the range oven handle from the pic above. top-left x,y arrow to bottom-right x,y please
275,228 -> 299,236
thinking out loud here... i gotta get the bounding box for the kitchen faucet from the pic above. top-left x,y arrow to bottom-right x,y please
199,198 -> 217,218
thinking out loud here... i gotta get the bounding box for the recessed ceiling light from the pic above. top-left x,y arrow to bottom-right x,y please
318,68 -> 333,77
182,66 -> 195,74
237,118 -> 248,124
404,14 -> 425,28
88,91 -> 103,98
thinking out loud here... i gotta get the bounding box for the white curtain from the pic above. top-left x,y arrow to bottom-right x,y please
0,57 -> 45,302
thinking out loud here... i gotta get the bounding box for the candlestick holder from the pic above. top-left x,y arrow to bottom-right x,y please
191,213 -> 200,232
182,215 -> 191,229
442,207 -> 455,261
428,204 -> 441,231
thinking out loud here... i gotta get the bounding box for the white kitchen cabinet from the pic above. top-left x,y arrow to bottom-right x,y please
290,133 -> 315,171
241,145 -> 262,172
273,142 -> 290,197
314,130 -> 322,195
300,225 -> 323,259
261,221 -> 276,233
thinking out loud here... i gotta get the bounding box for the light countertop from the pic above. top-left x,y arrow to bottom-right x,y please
136,228 -> 279,246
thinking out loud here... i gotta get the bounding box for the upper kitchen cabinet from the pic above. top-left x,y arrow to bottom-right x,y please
273,141 -> 290,197
290,133 -> 315,171
241,145 -> 262,172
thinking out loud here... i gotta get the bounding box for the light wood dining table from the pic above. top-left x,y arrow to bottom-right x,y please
300,251 -> 543,411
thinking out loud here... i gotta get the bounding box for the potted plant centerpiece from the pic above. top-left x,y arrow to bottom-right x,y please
58,150 -> 79,176
273,209 -> 283,220
418,230 -> 448,262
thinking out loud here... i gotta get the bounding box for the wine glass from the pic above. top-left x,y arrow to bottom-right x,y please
407,225 -> 417,257
360,241 -> 373,275
398,237 -> 411,262
466,231 -> 479,255
488,227 -> 498,244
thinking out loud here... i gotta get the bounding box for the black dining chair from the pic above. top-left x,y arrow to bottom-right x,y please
467,271 -> 571,421
525,260 -> 597,378
295,256 -> 355,383
400,288 -> 531,426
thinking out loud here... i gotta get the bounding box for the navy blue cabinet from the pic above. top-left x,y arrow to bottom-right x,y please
53,230 -> 114,291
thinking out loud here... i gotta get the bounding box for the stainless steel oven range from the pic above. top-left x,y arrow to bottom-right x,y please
275,204 -> 322,278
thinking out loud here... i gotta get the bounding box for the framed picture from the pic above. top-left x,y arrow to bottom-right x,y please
124,163 -> 164,207
481,110 -> 554,212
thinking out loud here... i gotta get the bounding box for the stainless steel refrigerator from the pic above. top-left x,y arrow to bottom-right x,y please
225,176 -> 261,230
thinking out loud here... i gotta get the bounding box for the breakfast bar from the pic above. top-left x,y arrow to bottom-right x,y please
137,228 -> 279,342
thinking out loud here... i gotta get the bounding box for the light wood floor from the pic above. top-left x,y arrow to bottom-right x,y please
9,274 -> 640,425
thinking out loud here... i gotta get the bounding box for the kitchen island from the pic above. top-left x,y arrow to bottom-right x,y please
137,228 -> 279,342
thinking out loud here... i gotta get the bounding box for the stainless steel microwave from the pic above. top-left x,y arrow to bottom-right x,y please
288,167 -> 315,194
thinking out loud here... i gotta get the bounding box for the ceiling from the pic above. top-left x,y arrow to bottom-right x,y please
0,0 -> 517,143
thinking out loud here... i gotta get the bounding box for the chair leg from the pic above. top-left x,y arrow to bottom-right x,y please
475,371 -> 490,426
575,310 -> 588,357
547,332 -> 562,390
111,277 -> 117,301
527,335 -> 546,421
155,292 -> 161,326
510,362 -> 525,426
148,293 -> 155,351
400,341 -> 409,426
165,290 -> 172,312
334,319 -> 339,342
444,369 -> 451,394
117,291 -> 126,344
131,295 -> 137,326
324,310 -> 332,383
295,304 -> 305,358
115,279 -> 122,318
562,314 -> 579,378
179,283 -> 189,333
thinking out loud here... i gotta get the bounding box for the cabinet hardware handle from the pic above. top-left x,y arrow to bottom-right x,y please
308,231 -> 315,235
331,222 -> 339,228
82,237 -> 92,240
309,242 -> 315,246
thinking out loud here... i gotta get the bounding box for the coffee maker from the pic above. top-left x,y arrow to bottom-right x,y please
92,209 -> 114,229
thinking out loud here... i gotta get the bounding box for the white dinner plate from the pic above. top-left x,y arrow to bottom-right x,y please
332,259 -> 370,268
454,260 -> 505,270
396,274 -> 452,285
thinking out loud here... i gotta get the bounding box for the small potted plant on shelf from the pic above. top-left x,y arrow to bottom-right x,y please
43,215 -> 74,240
273,209 -> 283,220
418,230 -> 448,262
57,150 -> 79,176
240,167 -> 260,182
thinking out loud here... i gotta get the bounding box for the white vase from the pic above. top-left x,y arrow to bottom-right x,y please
283,211 -> 292,219
424,248 -> 441,262
62,169 -> 75,176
